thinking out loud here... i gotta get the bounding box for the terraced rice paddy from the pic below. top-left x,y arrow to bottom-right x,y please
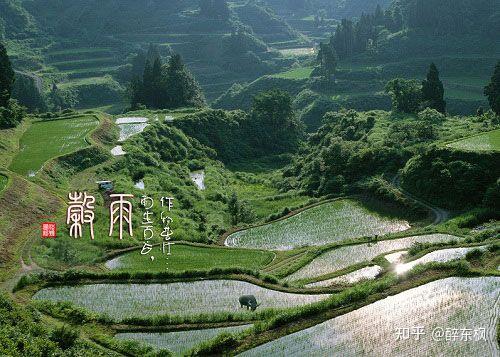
9,116 -> 98,176
116,117 -> 149,142
285,234 -> 459,282
115,325 -> 252,355
241,277 -> 500,356
384,251 -> 408,264
277,47 -> 315,57
226,199 -> 410,250
447,129 -> 500,152
33,280 -> 329,319
396,246 -> 488,274
305,266 -> 383,288
111,145 -> 126,156
105,244 -> 273,272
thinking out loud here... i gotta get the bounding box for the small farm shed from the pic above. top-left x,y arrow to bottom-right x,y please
96,180 -> 114,191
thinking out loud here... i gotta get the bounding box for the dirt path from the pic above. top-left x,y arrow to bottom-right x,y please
392,174 -> 450,225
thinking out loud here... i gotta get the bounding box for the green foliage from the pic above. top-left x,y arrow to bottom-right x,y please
357,176 -> 427,219
228,192 -> 256,225
250,89 -> 304,155
0,42 -> 14,107
316,40 -> 337,81
49,325 -> 79,350
130,53 -> 205,110
417,108 -> 445,123
401,147 -> 500,209
125,122 -> 214,167
0,98 -> 24,128
49,83 -> 78,111
484,61 -> 500,115
385,78 -> 422,113
421,63 -> 446,113
176,91 -> 303,163
174,109 -> 250,162
483,179 -> 500,210
283,109 -> 384,195
0,293 -> 103,355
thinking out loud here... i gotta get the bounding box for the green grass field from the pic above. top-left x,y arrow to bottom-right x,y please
272,66 -> 313,80
447,129 -> 500,152
226,199 -> 410,250
105,244 -> 274,272
9,115 -> 98,176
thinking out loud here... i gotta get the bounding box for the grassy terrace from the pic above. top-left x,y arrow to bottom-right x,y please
105,244 -> 274,273
447,129 -> 500,152
8,115 -> 99,176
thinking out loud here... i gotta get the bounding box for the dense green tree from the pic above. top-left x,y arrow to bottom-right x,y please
227,192 -> 255,225
48,83 -> 77,111
374,4 -> 385,25
0,98 -> 24,128
164,54 -> 205,109
484,61 -> 500,116
332,19 -> 355,59
0,42 -> 14,108
250,89 -> 304,154
385,78 -> 422,113
421,63 -> 446,113
129,53 -> 205,110
146,43 -> 161,64
316,41 -> 338,81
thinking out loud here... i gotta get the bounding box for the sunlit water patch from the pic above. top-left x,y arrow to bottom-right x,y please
285,234 -> 459,282
396,246 -> 488,274
305,266 -> 383,288
33,280 -> 329,320
241,277 -> 500,357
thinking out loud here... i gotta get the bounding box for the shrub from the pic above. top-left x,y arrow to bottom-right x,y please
50,325 -> 79,350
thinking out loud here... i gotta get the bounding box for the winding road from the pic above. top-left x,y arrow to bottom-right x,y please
392,174 -> 450,225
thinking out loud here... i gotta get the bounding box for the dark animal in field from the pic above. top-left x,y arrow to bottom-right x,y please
239,295 -> 261,311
